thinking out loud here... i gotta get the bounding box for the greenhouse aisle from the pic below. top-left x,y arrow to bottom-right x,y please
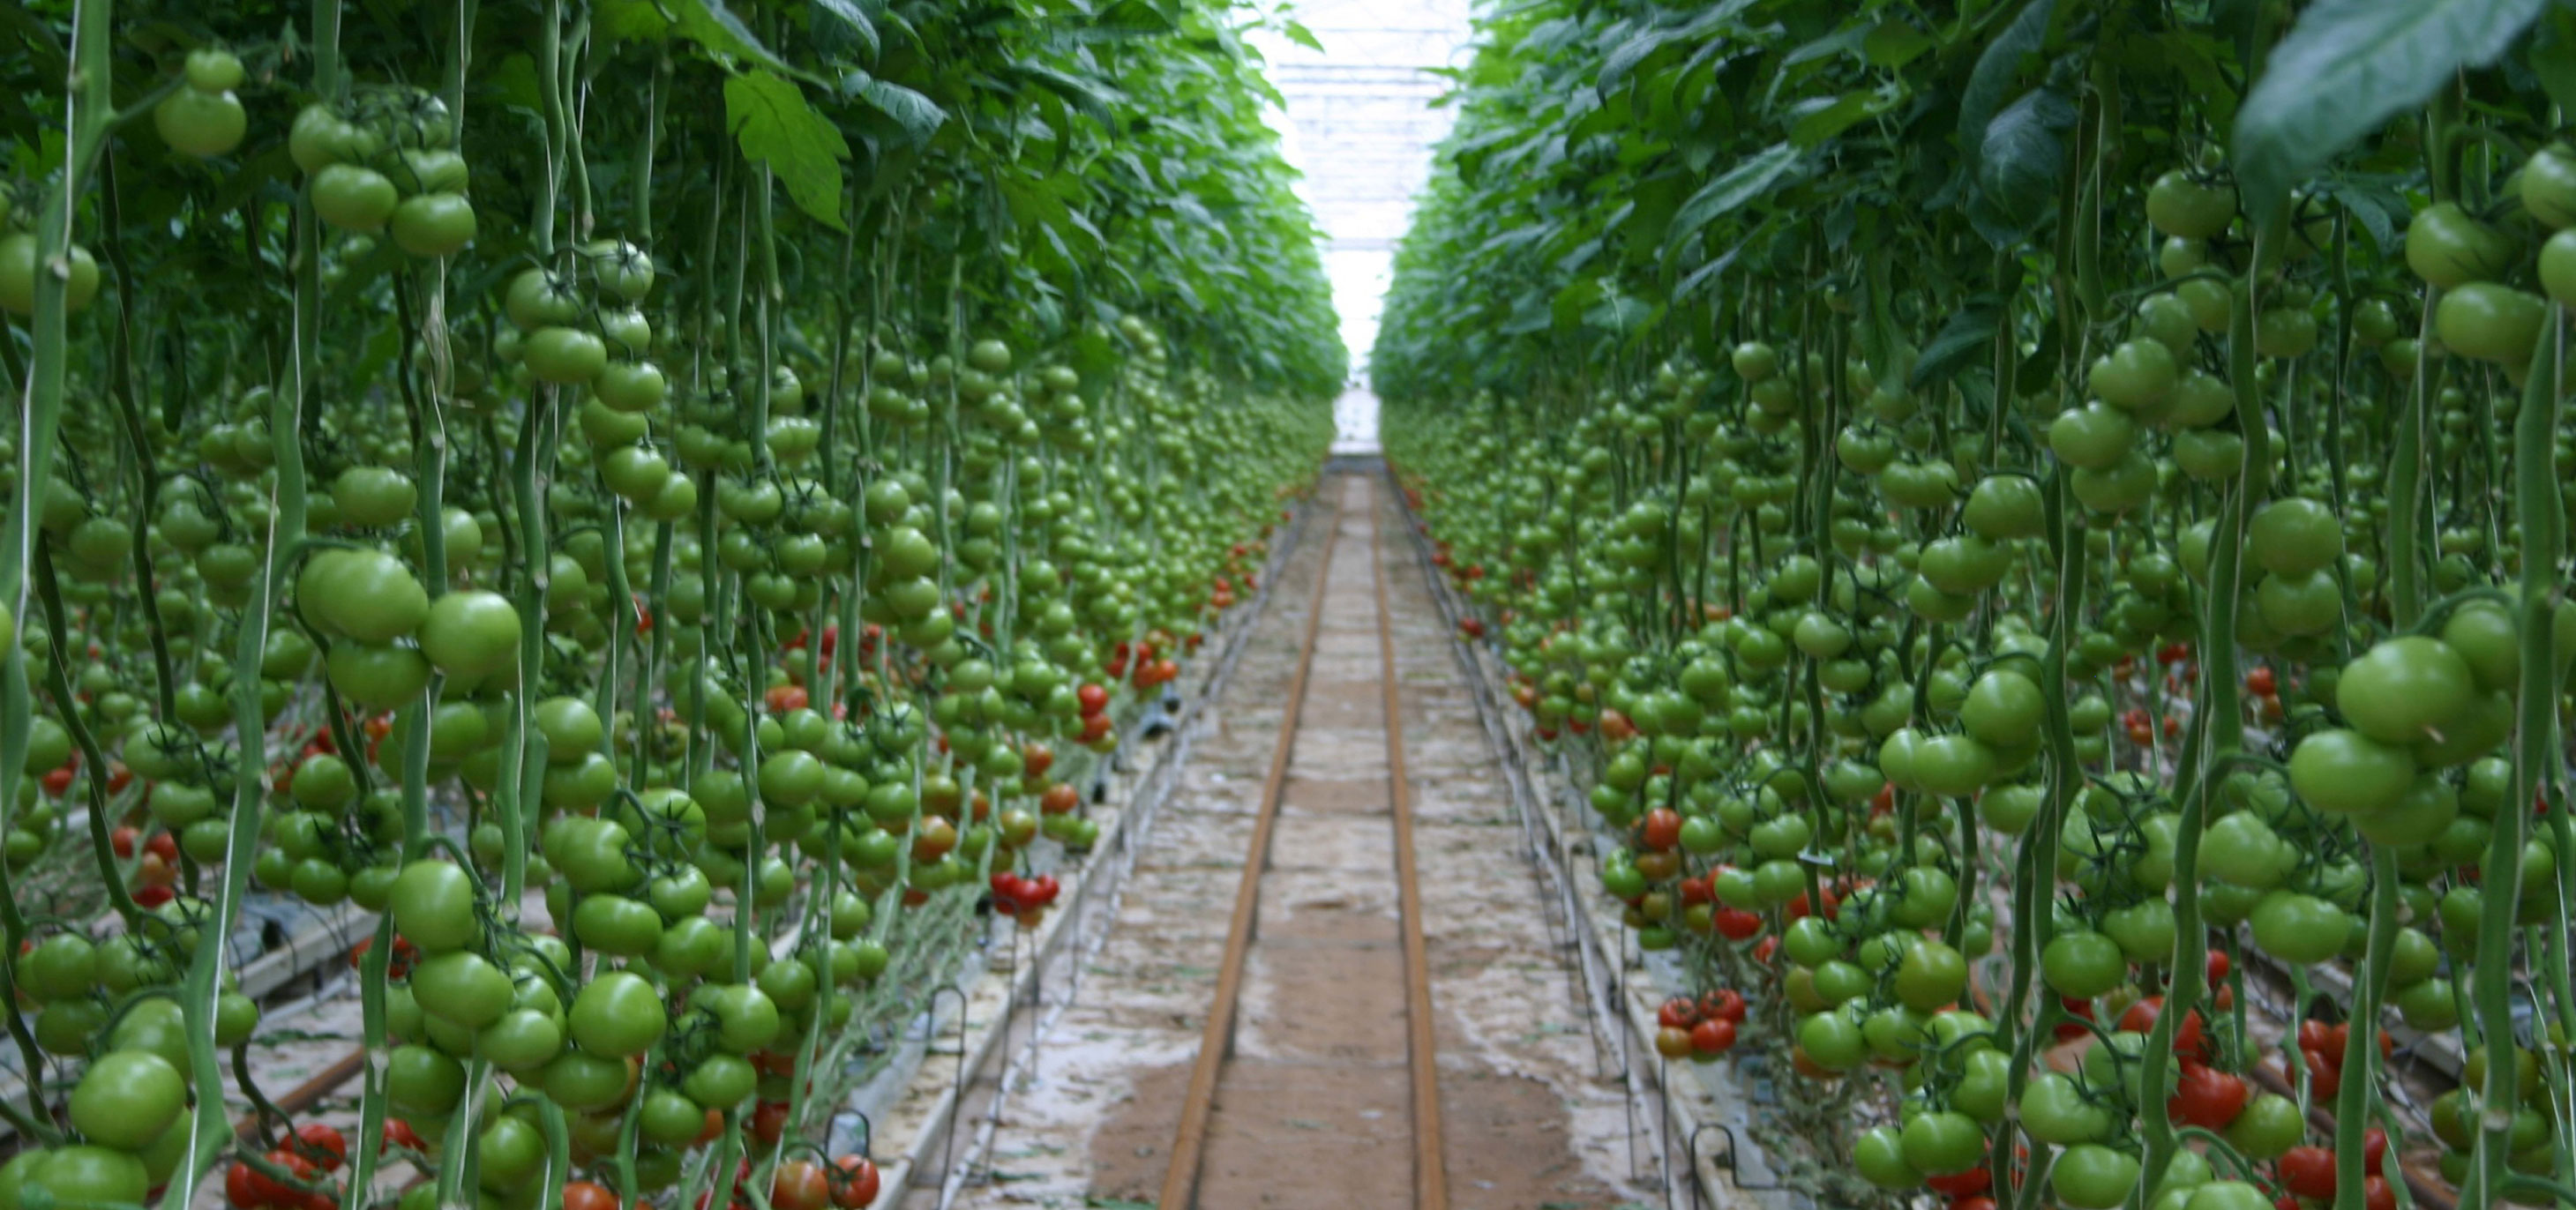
940,473 -> 1651,1209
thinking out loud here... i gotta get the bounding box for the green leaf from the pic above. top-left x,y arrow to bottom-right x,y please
725,70 -> 850,231
1977,86 -> 2075,232
1674,239 -> 1745,300
1958,0 -> 2055,176
2234,0 -> 2546,217
1861,21 -> 1936,69
1662,143 -> 1803,255
2532,10 -> 2576,121
664,0 -> 793,80
1095,0 -> 1179,34
596,0 -> 675,41
489,53 -> 545,113
1782,24 -> 1870,69
1600,24 -> 1674,94
1551,278 -> 1602,329
1280,19 -> 1324,54
1009,62 -> 1120,128
841,70 -> 947,146
1789,92 -> 1883,148
1909,302 -> 2000,392
811,0 -> 880,61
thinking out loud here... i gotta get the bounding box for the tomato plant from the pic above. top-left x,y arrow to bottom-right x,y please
1369,1 -> 2576,1206
0,1 -> 1342,1208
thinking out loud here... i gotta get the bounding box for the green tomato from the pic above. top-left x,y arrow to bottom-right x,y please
2051,1144 -> 2142,1210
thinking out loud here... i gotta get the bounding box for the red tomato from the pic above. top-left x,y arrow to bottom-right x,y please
2362,1175 -> 2395,1210
2117,997 -> 2205,1059
2167,1062 -> 2248,1130
770,1161 -> 830,1210
226,1162 -> 264,1209
1689,1018 -> 1736,1054
145,832 -> 177,863
2278,1145 -> 2336,1199
1713,908 -> 1762,941
1658,997 -> 1698,1029
563,1181 -> 620,1210
1702,990 -> 1747,1023
293,1124 -> 348,1172
112,826 -> 138,858
828,1157 -> 880,1209
1925,1168 -> 1990,1198
2302,1049 -> 2340,1099
2245,666 -> 2276,696
748,1100 -> 790,1145
1640,808 -> 1682,852
380,1119 -> 424,1154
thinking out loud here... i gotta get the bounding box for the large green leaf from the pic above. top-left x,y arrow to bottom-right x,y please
810,0 -> 880,61
1957,0 -> 2055,177
1909,302 -> 2001,392
725,70 -> 850,231
2234,0 -> 2546,215
840,70 -> 947,146
1661,143 -> 1803,256
670,0 -> 810,82
1977,86 -> 2074,233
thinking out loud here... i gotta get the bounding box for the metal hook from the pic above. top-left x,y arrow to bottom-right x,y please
911,982 -> 972,1190
1688,1122 -> 1788,1192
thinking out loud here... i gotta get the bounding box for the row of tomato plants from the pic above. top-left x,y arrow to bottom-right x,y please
0,4 -> 1339,1210
1380,2 -> 2576,1209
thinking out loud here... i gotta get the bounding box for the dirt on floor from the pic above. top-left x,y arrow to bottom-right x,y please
940,475 -> 1654,1210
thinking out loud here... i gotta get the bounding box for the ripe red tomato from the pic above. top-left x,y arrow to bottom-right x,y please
1701,989 -> 1746,1023
2117,997 -> 2205,1059
226,1163 -> 263,1209
2295,1020 -> 2332,1053
293,1124 -> 348,1172
748,1100 -> 790,1145
1713,908 -> 1762,940
2278,1145 -> 2335,1199
1689,1018 -> 1736,1054
770,1161 -> 830,1210
1658,997 -> 1698,1029
563,1181 -> 620,1210
828,1157 -> 880,1209
380,1119 -> 424,1154
2303,1049 -> 2341,1099
2166,1062 -> 2248,1130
